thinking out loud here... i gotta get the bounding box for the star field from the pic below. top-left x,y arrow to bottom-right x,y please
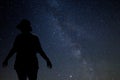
0,0 -> 120,80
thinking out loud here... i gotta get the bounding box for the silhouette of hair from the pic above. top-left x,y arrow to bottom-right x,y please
16,19 -> 32,32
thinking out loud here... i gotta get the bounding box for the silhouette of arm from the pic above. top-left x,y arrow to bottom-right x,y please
36,37 -> 52,69
2,38 -> 17,67
3,48 -> 16,67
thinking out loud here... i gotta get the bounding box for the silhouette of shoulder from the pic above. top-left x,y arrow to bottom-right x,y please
16,33 -> 38,39
15,33 -> 39,43
13,33 -> 40,52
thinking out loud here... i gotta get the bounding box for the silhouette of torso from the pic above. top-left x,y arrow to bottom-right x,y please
14,33 -> 39,70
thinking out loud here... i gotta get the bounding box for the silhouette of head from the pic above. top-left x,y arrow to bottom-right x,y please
16,19 -> 32,32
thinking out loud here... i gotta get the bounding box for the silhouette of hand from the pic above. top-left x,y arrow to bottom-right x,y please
2,60 -> 8,68
47,61 -> 52,69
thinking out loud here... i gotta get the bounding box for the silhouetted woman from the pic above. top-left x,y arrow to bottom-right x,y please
2,19 -> 52,80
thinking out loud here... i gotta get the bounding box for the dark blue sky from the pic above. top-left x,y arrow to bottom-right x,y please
0,0 -> 120,80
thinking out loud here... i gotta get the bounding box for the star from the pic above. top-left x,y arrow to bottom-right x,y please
69,75 -> 73,78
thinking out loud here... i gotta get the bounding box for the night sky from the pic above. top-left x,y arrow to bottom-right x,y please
0,0 -> 120,80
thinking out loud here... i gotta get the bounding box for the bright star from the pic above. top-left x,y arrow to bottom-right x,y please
69,75 -> 72,78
